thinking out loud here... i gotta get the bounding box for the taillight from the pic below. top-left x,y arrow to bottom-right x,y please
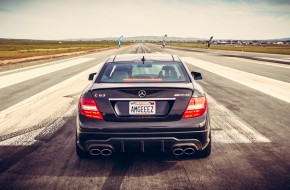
79,98 -> 103,119
182,96 -> 207,119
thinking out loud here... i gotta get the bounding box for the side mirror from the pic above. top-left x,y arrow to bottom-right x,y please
191,72 -> 202,80
88,73 -> 97,81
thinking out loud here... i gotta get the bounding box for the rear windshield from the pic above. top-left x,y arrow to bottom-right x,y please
97,61 -> 190,83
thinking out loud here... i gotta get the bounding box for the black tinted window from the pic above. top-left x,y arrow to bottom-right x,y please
97,62 -> 190,83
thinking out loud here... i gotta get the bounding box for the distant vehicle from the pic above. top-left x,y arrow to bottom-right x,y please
76,54 -> 211,158
217,41 -> 227,45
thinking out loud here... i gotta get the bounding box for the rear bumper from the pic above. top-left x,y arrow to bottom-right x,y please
77,133 -> 208,153
76,114 -> 210,153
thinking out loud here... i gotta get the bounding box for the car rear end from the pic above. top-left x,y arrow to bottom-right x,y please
76,54 -> 211,158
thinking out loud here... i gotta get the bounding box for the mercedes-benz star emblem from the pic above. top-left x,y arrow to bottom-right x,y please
138,90 -> 146,98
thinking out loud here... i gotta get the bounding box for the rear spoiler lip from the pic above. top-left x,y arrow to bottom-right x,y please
90,83 -> 194,91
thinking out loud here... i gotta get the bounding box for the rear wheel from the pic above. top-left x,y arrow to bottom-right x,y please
76,143 -> 90,158
196,132 -> 211,158
76,143 -> 89,158
76,135 -> 89,158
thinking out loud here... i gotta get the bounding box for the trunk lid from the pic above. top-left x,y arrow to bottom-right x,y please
91,83 -> 193,122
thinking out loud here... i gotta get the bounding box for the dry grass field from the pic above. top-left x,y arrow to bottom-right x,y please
0,39 -> 132,71
0,39 -> 131,61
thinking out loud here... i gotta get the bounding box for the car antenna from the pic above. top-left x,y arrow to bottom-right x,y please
141,56 -> 145,64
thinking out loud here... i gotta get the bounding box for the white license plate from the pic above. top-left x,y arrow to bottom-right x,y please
129,101 -> 156,115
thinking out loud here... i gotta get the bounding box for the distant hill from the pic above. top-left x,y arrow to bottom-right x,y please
268,37 -> 290,41
57,36 -> 290,42
64,36 -> 203,42
1,36 -> 290,42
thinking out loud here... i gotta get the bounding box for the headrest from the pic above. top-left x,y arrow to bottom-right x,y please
162,65 -> 175,71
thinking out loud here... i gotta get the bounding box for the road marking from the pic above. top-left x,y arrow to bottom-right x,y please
0,54 -> 95,75
0,57 -> 94,89
0,61 -> 103,140
0,93 -> 271,146
0,106 -> 75,146
207,95 -> 270,143
0,58 -> 271,146
224,57 -> 290,69
193,53 -> 207,56
182,57 -> 290,103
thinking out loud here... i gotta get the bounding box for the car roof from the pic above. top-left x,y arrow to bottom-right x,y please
106,54 -> 181,63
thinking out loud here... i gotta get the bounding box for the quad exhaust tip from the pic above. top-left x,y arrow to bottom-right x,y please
184,147 -> 195,155
90,148 -> 101,156
89,147 -> 113,156
172,146 -> 196,156
101,148 -> 113,156
172,148 -> 184,156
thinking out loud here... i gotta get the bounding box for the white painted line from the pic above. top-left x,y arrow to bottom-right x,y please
182,57 -> 290,103
208,95 -> 270,143
0,46 -> 127,75
0,56 -> 272,146
0,61 -> 103,139
0,55 -> 90,75
193,53 -> 207,56
0,101 -> 76,146
224,57 -> 290,69
0,57 -> 95,89
258,57 -> 290,63
0,92 -> 271,146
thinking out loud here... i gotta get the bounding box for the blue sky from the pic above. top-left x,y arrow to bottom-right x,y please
0,0 -> 289,40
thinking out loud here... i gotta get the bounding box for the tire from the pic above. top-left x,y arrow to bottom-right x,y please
76,143 -> 89,158
196,131 -> 211,158
76,134 -> 89,158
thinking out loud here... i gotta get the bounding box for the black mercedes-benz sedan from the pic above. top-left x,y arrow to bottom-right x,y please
76,54 -> 211,158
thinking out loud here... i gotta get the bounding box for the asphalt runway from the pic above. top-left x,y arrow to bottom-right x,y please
0,44 -> 289,190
